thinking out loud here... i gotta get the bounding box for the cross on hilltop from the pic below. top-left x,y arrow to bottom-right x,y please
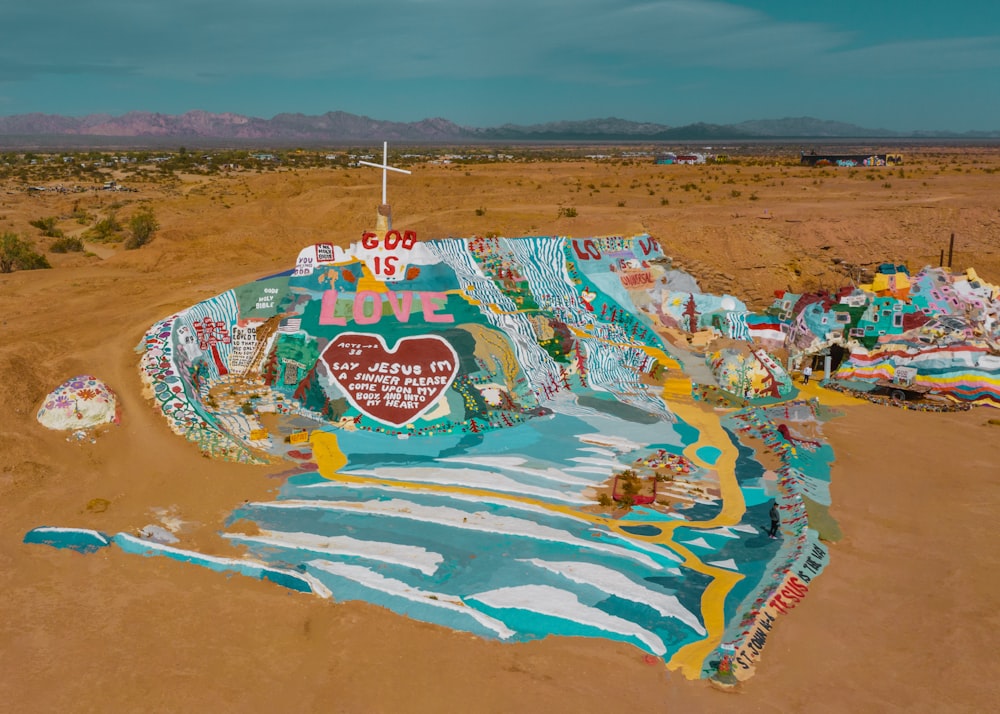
358,141 -> 412,206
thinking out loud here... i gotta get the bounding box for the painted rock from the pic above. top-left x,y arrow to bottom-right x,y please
36,375 -> 120,430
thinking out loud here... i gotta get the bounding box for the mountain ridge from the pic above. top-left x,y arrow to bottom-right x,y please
0,111 -> 996,144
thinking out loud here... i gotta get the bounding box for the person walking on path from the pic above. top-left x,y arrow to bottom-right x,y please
768,501 -> 780,539
802,364 -> 813,384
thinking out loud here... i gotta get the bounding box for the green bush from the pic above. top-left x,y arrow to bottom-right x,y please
0,232 -> 51,272
50,236 -> 84,253
29,216 -> 63,237
125,207 -> 159,249
84,212 -> 123,242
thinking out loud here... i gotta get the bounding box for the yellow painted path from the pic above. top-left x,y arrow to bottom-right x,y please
309,341 -> 747,679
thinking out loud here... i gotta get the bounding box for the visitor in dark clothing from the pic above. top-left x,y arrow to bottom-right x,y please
768,501 -> 780,538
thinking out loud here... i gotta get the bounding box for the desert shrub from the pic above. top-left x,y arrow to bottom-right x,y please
84,212 -> 123,242
0,232 -> 51,272
29,216 -> 63,237
125,207 -> 159,249
50,236 -> 84,253
71,201 -> 93,224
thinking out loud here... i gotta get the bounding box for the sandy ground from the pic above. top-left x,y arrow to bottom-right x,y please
2,148 -> 999,712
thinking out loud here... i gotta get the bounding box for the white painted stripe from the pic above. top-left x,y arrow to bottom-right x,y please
568,456 -> 629,469
679,537 -> 713,550
524,559 -> 705,635
437,456 -> 595,487
29,526 -> 110,544
307,560 -> 515,639
707,558 -> 739,571
577,433 -> 644,451
598,530 -> 683,563
469,584 -> 667,656
700,527 -> 739,539
114,533 -> 332,598
578,446 -> 618,458
222,530 -> 444,576
564,465 -> 618,475
343,467 -> 590,505
252,499 -> 665,570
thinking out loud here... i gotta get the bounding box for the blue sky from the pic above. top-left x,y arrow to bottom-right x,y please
2,1 -> 998,131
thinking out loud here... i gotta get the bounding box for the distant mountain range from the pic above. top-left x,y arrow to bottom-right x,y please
0,111 -> 997,146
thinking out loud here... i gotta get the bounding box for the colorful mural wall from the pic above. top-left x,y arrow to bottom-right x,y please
763,264 -> 1000,405
27,227 -> 840,684
799,152 -> 903,167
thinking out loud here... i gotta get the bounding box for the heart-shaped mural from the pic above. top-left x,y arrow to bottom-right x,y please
321,332 -> 459,426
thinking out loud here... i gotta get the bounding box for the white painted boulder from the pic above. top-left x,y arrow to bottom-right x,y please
37,375 -> 120,430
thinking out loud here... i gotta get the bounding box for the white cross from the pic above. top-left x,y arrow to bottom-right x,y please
358,141 -> 411,205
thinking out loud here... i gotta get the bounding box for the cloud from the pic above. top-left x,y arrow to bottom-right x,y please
0,1 -> 850,86
14,1 -> 995,87
1,0 -> 996,128
822,36 -> 1000,74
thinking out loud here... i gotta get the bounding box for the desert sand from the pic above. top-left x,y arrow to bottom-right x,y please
2,146 -> 999,713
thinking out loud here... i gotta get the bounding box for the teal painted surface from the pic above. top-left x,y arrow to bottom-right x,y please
28,234 -> 842,679
23,527 -> 110,554
695,446 -> 723,465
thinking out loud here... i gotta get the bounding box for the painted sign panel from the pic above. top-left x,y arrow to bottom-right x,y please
322,332 -> 459,426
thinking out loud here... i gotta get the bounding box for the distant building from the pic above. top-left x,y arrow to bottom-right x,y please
800,152 -> 903,167
654,152 -> 709,165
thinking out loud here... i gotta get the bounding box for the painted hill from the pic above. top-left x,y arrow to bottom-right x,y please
26,226 -> 840,684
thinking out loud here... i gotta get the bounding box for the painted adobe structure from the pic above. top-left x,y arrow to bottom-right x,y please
764,264 -> 1000,405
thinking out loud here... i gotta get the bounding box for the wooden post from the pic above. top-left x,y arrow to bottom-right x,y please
948,233 -> 954,268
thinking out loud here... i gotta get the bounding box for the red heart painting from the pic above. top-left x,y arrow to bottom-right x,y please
321,332 -> 459,426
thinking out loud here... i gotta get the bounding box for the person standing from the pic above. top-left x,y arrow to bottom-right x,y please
802,364 -> 813,384
768,501 -> 780,539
